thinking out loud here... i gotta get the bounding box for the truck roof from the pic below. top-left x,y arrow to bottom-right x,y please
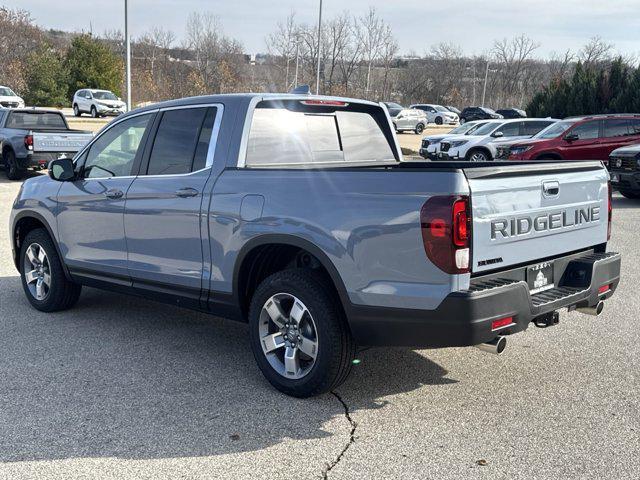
127,93 -> 382,117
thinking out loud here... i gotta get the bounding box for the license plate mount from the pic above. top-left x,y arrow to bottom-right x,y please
527,262 -> 554,294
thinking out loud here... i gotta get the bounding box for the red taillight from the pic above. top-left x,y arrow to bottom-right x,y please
300,100 -> 348,107
491,316 -> 514,330
24,134 -> 33,150
607,181 -> 612,240
598,284 -> 611,294
420,195 -> 471,274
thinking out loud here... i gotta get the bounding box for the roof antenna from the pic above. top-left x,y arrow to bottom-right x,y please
289,84 -> 311,95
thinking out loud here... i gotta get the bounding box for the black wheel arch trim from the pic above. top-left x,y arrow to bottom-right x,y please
232,234 -> 352,320
11,210 -> 72,281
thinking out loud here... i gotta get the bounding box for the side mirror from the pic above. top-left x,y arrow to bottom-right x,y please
492,131 -> 504,138
564,133 -> 579,142
48,157 -> 75,181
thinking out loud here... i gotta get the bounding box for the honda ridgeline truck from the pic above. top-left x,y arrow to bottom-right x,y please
9,94 -> 621,397
1,109 -> 93,180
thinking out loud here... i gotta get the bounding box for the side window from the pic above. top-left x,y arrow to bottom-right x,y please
84,113 -> 152,178
495,122 -> 520,137
146,107 -> 212,175
603,118 -> 630,138
570,121 -> 600,140
629,119 -> 640,136
523,121 -> 552,136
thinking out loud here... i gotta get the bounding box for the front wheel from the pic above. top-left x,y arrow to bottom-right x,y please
467,149 -> 490,162
619,190 -> 640,200
248,269 -> 356,397
73,104 -> 81,117
90,106 -> 98,118
20,228 -> 82,312
435,116 -> 443,125
415,123 -> 425,134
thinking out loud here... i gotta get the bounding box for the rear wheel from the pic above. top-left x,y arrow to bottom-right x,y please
619,190 -> 640,199
415,123 -> 425,134
19,228 -> 82,312
90,106 -> 98,118
73,104 -> 81,117
435,116 -> 443,125
248,269 -> 356,397
3,149 -> 24,180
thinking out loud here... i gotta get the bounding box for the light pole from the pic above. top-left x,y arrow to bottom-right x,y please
124,0 -> 132,111
315,0 -> 323,95
294,37 -> 300,88
481,61 -> 489,107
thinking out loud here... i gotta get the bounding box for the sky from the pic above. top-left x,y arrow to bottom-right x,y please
7,0 -> 640,59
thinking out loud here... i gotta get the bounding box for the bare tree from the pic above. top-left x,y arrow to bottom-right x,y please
356,7 -> 386,97
491,34 -> 540,106
266,11 -> 298,90
579,36 -> 614,67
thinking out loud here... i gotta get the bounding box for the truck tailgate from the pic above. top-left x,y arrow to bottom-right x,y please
465,162 -> 609,273
33,132 -> 92,153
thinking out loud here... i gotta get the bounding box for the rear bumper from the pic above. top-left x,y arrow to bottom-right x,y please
17,153 -> 75,170
347,251 -> 621,348
610,170 -> 640,192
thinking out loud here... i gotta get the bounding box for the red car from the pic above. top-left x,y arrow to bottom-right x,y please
507,114 -> 640,161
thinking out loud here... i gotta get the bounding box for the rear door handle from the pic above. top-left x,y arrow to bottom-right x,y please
542,181 -> 560,197
104,189 -> 124,200
175,187 -> 199,198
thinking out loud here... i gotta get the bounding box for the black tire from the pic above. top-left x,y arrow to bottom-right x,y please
435,116 -> 443,125
619,190 -> 640,199
466,149 -> 490,162
415,123 -> 425,134
19,228 -> 82,312
90,106 -> 98,118
3,149 -> 24,180
73,104 -> 81,117
248,269 -> 356,398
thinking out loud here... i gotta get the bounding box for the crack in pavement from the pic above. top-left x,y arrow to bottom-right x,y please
322,391 -> 357,479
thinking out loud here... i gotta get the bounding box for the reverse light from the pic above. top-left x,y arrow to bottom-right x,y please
491,316 -> 514,331
24,134 -> 33,150
420,195 -> 471,274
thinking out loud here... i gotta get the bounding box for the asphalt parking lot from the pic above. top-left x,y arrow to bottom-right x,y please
0,174 -> 638,479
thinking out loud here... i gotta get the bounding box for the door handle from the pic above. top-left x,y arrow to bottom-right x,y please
104,189 -> 124,200
175,187 -> 199,198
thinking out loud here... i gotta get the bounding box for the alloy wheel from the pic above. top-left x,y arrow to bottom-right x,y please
23,243 -> 51,301
258,293 -> 318,380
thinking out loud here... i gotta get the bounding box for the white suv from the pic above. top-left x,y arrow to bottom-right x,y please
0,86 -> 25,109
72,89 -> 126,117
409,104 -> 459,125
391,108 -> 428,134
437,118 -> 558,161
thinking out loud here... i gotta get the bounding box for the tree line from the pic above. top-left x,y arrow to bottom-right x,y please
0,5 -> 637,116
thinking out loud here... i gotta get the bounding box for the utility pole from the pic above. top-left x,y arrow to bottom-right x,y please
294,37 -> 300,88
315,0 -> 323,95
481,61 -> 489,107
472,61 -> 477,105
124,0 -> 132,111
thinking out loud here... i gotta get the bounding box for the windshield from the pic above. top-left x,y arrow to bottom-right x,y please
0,87 -> 17,96
385,102 -> 403,109
448,122 -> 483,135
434,105 -> 449,112
535,121 -> 575,139
93,91 -> 118,100
471,121 -> 501,136
6,111 -> 67,129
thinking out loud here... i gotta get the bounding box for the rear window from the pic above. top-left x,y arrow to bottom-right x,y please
603,118 -> 631,138
245,100 -> 396,166
6,112 -> 67,130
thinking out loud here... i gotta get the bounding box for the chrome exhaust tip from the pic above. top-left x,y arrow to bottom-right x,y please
576,301 -> 604,316
475,336 -> 507,355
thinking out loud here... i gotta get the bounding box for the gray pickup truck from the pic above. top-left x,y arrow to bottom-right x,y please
0,109 -> 93,180
9,94 -> 621,397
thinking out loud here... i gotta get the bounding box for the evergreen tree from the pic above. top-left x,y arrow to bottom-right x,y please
64,34 -> 123,98
23,47 -> 68,107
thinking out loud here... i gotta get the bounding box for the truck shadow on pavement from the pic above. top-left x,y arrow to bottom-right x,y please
0,276 -> 454,463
